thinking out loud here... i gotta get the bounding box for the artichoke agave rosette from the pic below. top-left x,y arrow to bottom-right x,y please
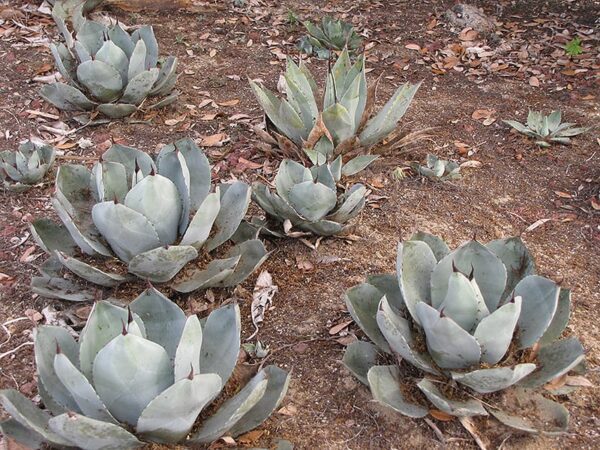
298,17 -> 362,59
412,154 -> 461,181
503,110 -> 588,147
343,232 -> 586,433
41,11 -> 178,119
252,157 -> 375,236
251,49 -> 420,164
30,138 -> 268,299
0,288 -> 290,448
0,141 -> 56,191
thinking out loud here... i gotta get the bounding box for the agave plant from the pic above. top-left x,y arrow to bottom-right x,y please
343,232 -> 586,433
503,110 -> 587,147
251,49 -> 420,164
252,157 -> 376,236
0,288 -> 290,448
41,12 -> 178,119
412,154 -> 461,181
298,17 -> 362,59
0,141 -> 56,191
30,138 -> 268,300
49,0 -> 104,20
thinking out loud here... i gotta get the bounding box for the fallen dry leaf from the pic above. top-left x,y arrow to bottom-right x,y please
329,320 -> 353,335
278,404 -> 297,416
218,99 -> 240,107
248,271 -> 278,340
529,76 -> 540,87
164,114 -> 187,126
430,409 -> 455,421
471,109 -> 495,120
460,160 -> 482,169
405,43 -> 421,51
525,218 -> 551,232
554,191 -> 572,199
199,133 -> 230,147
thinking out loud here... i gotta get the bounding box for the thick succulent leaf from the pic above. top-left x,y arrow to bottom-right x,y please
97,103 -> 138,119
539,288 -> 571,346
94,161 -> 129,203
485,237 -> 536,300
149,56 -> 178,96
121,69 -> 160,105
417,378 -> 488,417
49,413 -> 143,449
288,181 -> 337,222
397,240 -> 437,325
488,390 -> 569,434
341,155 -> 378,177
180,192 -> 220,249
55,251 -> 126,287
171,255 -> 240,293
284,58 -> 318,131
148,91 -> 179,109
416,302 -> 481,369
474,297 -> 521,365
155,145 -> 191,233
128,245 -> 197,283
376,297 -> 439,374
50,43 -> 75,85
360,82 -> 420,147
77,60 -> 123,103
30,219 -> 78,255
130,287 -> 186,360
91,201 -> 161,262
108,23 -> 135,57
128,39 -> 147,81
0,390 -> 72,446
310,163 -> 336,191
439,272 -> 485,331
229,366 -> 291,437
216,239 -> 270,288
102,144 -> 155,179
367,366 -> 428,418
296,219 -> 342,236
51,199 -> 107,258
124,174 -> 181,245
514,275 -> 559,348
252,183 -> 297,222
188,371 -> 269,443
430,239 -> 507,312
366,274 -> 404,312
136,374 -> 222,443
95,40 -> 129,84
53,353 -> 116,424
274,159 -> 312,201
322,102 -> 354,145
503,119 -> 530,134
344,283 -> 391,353
199,304 -> 241,383
342,341 -> 379,385
519,337 -> 585,388
40,83 -> 96,111
171,137 -> 211,210
327,184 -> 367,224
79,301 -> 146,380
30,275 -> 97,302
409,232 -> 450,262
75,20 -> 106,55
34,326 -> 80,412
173,316 -> 202,381
0,418 -> 45,449
93,333 -> 173,425
451,364 -> 537,394
205,181 -> 251,252
132,26 -> 159,68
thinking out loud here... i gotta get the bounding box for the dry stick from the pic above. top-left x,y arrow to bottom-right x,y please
458,416 -> 488,450
0,342 -> 34,361
424,417 -> 447,447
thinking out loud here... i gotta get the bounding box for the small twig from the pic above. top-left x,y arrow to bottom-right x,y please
424,417 -> 447,447
0,342 -> 34,360
1,317 -> 29,348
458,416 -> 487,450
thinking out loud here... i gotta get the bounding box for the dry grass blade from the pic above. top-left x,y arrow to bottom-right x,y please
374,127 -> 437,157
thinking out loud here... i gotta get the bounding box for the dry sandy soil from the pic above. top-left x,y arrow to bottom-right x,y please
0,0 -> 598,449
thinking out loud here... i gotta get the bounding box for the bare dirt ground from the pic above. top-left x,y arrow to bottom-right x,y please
0,0 -> 598,449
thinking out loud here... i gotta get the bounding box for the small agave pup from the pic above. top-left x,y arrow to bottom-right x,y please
41,11 -> 178,119
0,288 -> 290,448
252,157 -> 374,236
30,138 -> 268,300
343,232 -> 586,434
298,17 -> 363,59
412,154 -> 461,181
503,110 -> 588,147
0,141 -> 56,191
251,49 -> 420,164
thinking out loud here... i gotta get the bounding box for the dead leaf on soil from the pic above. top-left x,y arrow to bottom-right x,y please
528,76 -> 540,87
471,109 -> 495,120
460,160 -> 482,169
218,99 -> 240,107
199,133 -> 230,147
278,404 -> 297,416
429,409 -> 455,421
405,43 -> 421,51
525,218 -> 551,232
329,320 -> 353,335
554,191 -> 572,199
248,271 -> 278,340
164,114 -> 187,126
24,309 -> 43,323
237,430 -> 264,445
